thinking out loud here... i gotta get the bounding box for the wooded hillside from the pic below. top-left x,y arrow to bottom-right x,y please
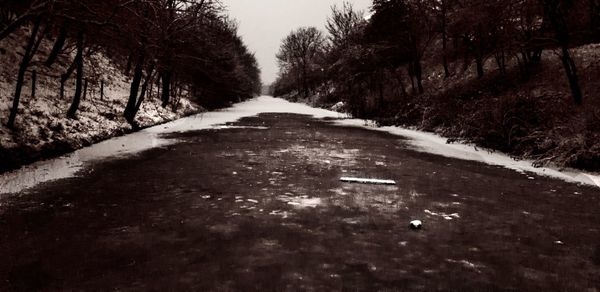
0,0 -> 261,172
273,0 -> 600,171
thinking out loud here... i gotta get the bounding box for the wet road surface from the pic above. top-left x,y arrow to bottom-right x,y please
1,113 -> 600,291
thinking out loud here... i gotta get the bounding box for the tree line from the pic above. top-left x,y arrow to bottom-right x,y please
1,0 -> 261,129
273,0 -> 600,117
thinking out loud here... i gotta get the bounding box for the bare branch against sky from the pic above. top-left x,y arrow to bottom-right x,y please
223,0 -> 372,85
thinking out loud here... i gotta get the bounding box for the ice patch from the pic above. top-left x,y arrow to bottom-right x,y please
284,145 -> 361,167
210,125 -> 269,130
290,197 -> 322,208
278,194 -> 322,208
410,190 -> 426,199
269,210 -> 291,219
425,209 -> 461,220
340,177 -> 397,185
330,188 -> 348,196
446,259 -> 484,272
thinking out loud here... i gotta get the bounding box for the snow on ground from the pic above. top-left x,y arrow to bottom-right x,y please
0,30 -> 199,185
334,120 -> 600,188
1,96 -> 598,196
158,96 -> 600,188
149,95 -> 349,134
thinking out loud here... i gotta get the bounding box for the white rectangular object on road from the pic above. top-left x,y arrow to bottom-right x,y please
340,177 -> 397,185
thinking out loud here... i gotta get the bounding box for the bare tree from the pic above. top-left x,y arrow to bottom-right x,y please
7,16 -> 45,128
541,0 -> 583,104
277,27 -> 325,98
326,2 -> 363,49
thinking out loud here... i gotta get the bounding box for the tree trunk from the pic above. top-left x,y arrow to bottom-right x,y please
7,17 -> 42,129
161,71 -> 171,107
560,47 -> 583,105
125,53 -> 133,76
60,80 -> 65,99
591,0 -> 600,38
495,50 -> 506,75
442,43 -> 450,78
31,70 -> 37,98
396,70 -> 407,97
172,84 -> 182,112
475,24 -> 485,79
545,0 -> 583,104
519,50 -> 530,79
124,51 -> 145,122
302,62 -> 309,98
67,31 -> 85,119
100,79 -> 104,100
441,0 -> 450,78
475,53 -> 484,79
132,63 -> 155,119
529,48 -> 542,65
83,78 -> 88,100
45,22 -> 68,67
148,77 -> 154,100
60,59 -> 77,99
0,14 -> 33,42
501,50 -> 507,74
156,75 -> 162,101
414,59 -> 424,94
296,70 -> 302,99
407,63 -> 416,94
409,36 -> 424,94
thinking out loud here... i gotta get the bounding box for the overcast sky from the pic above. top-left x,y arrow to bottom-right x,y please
223,0 -> 372,85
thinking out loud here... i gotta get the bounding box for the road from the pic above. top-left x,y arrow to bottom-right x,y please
1,110 -> 600,291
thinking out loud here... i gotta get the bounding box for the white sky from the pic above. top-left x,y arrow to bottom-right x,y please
223,0 -> 373,85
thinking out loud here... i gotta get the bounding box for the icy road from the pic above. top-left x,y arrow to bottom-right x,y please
1,96 -> 599,290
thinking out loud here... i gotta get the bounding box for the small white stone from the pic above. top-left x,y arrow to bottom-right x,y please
410,220 -> 423,230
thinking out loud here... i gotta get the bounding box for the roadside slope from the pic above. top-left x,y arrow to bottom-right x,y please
0,28 -> 199,173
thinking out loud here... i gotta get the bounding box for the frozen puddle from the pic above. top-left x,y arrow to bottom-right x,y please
210,125 -> 270,130
287,197 -> 322,208
340,177 -> 397,185
278,194 -> 323,208
425,209 -> 461,221
284,145 -> 361,167
269,210 -> 291,219
329,185 -> 403,213
446,259 -> 485,273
